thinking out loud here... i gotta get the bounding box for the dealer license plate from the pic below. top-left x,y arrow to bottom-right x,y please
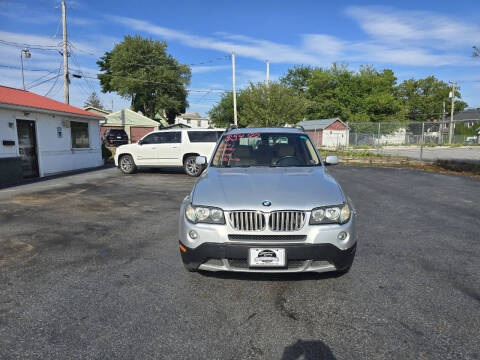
248,248 -> 286,267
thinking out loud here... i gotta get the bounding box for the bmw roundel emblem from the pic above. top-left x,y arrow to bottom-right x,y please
262,200 -> 272,207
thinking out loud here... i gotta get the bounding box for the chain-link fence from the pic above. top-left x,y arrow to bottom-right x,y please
309,119 -> 480,162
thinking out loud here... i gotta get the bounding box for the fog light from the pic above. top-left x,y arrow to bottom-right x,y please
337,231 -> 348,241
189,230 -> 198,240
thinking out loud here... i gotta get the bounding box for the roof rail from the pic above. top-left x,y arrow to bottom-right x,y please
226,124 -> 238,132
293,125 -> 305,131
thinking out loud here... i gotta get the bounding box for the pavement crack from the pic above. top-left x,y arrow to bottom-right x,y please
275,295 -> 299,321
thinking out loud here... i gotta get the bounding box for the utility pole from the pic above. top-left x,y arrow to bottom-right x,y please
62,0 -> 69,104
266,60 -> 270,87
440,100 -> 446,144
448,81 -> 456,144
232,51 -> 237,126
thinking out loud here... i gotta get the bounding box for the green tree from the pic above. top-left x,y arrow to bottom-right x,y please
97,35 -> 191,121
240,82 -> 307,126
279,64 -> 468,125
397,76 -> 467,122
209,82 -> 307,127
290,63 -> 405,123
84,91 -> 104,109
209,92 -> 246,127
280,65 -> 313,94
473,45 -> 480,58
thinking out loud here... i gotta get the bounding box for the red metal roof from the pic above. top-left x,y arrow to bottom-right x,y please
0,85 -> 103,118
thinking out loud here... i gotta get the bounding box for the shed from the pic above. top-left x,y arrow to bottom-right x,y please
83,106 -> 111,116
101,108 -> 162,143
296,118 -> 349,147
0,85 -> 104,184
175,112 -> 210,128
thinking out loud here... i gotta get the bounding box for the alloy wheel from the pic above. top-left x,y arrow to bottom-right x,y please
186,158 -> 200,176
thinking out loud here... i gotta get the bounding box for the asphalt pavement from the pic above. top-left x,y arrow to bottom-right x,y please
0,166 -> 479,359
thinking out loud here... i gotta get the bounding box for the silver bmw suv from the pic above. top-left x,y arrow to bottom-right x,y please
178,127 -> 356,274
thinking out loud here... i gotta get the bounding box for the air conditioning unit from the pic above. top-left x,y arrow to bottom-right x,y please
62,120 -> 70,128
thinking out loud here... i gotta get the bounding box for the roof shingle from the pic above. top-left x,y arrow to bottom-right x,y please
296,118 -> 346,130
0,86 -> 102,118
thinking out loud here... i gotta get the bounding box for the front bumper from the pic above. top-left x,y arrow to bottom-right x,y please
178,198 -> 357,273
180,241 -> 356,273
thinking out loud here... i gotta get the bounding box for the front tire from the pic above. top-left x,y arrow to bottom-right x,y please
184,155 -> 203,177
119,154 -> 137,174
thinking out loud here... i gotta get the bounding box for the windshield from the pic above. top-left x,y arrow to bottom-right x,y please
212,132 -> 321,168
108,129 -> 126,135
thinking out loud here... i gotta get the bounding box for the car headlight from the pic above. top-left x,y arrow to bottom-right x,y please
310,203 -> 351,225
185,204 -> 225,224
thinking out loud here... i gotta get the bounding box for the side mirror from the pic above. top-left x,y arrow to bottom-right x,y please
138,140 -> 143,145
196,156 -> 207,165
325,155 -> 339,165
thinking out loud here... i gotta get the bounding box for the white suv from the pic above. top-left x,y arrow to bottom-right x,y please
115,129 -> 224,176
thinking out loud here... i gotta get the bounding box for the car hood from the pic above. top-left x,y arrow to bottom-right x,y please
192,167 -> 345,211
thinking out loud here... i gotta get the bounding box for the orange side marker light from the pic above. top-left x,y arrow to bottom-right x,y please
179,244 -> 187,253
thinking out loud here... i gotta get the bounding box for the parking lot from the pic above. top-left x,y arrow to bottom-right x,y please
0,166 -> 479,359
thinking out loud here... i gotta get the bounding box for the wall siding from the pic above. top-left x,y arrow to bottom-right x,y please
0,107 -> 102,178
307,130 -> 323,147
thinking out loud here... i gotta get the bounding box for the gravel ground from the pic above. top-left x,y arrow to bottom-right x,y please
0,166 -> 479,360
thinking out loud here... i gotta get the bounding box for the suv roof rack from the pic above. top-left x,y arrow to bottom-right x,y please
293,125 -> 305,131
226,124 -> 238,132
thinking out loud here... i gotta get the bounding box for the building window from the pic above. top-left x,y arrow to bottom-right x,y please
187,119 -> 191,124
71,121 -> 89,148
197,120 -> 202,127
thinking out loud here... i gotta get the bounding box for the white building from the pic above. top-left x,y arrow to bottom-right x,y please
296,118 -> 349,148
175,112 -> 210,128
0,86 -> 104,184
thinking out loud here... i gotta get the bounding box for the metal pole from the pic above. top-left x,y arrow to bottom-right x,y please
20,51 -> 25,90
420,121 -> 424,161
232,51 -> 237,126
62,0 -> 69,104
266,60 -> 269,87
377,122 -> 381,154
448,81 -> 456,144
440,100 -> 446,144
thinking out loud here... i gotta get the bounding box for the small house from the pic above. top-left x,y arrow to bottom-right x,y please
296,118 -> 349,148
0,86 -> 104,184
83,106 -> 111,116
175,112 -> 210,128
101,108 -> 164,143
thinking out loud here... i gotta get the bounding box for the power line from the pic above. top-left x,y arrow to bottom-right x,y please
68,40 -> 231,67
26,74 -> 62,90
0,64 -> 56,72
0,39 -> 61,51
26,61 -> 63,89
69,49 -> 96,93
44,64 -> 63,96
0,63 -> 231,93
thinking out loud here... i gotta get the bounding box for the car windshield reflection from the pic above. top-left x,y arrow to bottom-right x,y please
211,132 -> 322,168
